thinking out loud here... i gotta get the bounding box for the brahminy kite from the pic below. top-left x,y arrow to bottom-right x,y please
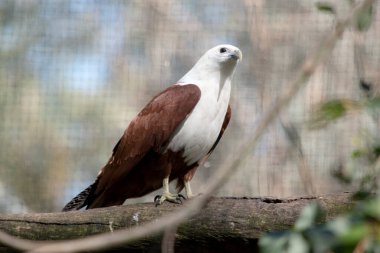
63,44 -> 242,210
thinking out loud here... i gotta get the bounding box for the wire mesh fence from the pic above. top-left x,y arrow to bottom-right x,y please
0,0 -> 379,213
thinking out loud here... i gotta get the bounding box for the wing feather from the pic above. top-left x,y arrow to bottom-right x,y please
95,84 -> 201,194
207,105 -> 231,155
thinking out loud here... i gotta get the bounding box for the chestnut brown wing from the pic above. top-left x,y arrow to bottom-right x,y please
94,84 -> 201,197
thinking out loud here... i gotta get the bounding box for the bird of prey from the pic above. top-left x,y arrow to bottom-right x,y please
63,44 -> 242,211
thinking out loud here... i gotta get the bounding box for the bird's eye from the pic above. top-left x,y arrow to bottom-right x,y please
219,47 -> 227,53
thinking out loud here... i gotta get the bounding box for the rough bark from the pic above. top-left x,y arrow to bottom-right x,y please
0,193 -> 354,253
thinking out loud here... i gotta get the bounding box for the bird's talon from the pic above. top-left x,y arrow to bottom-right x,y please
174,196 -> 183,204
154,193 -> 185,206
154,195 -> 163,207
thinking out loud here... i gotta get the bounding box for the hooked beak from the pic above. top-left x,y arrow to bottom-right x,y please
229,50 -> 242,61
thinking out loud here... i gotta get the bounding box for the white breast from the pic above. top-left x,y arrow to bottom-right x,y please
167,81 -> 231,165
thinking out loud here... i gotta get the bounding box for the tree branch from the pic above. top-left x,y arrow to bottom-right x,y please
0,194 -> 354,252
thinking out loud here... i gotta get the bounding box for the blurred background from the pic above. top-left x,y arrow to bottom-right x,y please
0,0 -> 379,213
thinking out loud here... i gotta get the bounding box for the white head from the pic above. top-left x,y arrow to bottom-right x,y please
178,44 -> 242,84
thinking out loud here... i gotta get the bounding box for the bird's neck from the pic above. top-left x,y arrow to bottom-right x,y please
177,63 -> 235,101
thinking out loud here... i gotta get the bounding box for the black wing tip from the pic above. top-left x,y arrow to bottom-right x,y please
62,192 -> 88,212
61,181 -> 98,212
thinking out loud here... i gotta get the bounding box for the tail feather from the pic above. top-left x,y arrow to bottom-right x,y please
62,181 -> 97,211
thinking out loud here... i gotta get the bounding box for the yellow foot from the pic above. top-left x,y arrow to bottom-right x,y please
154,192 -> 185,206
186,193 -> 196,199
185,181 -> 196,199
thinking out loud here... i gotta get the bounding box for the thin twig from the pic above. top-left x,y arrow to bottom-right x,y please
0,0 -> 374,252
0,229 -> 44,252
161,224 -> 178,253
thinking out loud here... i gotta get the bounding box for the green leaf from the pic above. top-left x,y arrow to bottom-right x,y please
259,231 -> 289,253
331,165 -> 352,184
355,4 -> 374,32
260,197 -> 380,253
362,199 -> 380,220
295,202 -> 324,231
327,216 -> 351,235
336,224 -> 368,247
304,227 -> 336,253
365,97 -> 380,109
309,99 -> 350,128
373,145 -> 380,157
352,190 -> 373,201
316,2 -> 336,14
287,233 -> 310,253
320,100 -> 347,120
351,149 -> 363,158
259,232 -> 311,253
